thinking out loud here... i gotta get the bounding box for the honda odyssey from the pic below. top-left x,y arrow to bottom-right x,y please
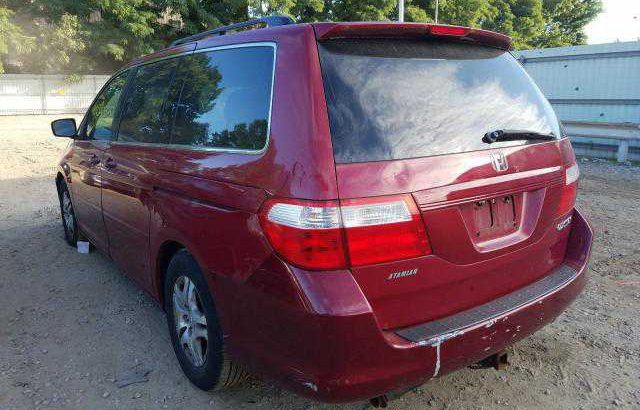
51,17 -> 593,404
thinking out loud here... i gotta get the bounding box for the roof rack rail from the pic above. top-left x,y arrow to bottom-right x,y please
169,15 -> 295,47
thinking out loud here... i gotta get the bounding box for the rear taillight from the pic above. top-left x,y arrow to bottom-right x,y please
259,200 -> 346,270
558,163 -> 579,216
259,195 -> 432,270
341,196 -> 431,267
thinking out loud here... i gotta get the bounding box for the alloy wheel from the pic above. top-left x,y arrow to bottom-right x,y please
173,276 -> 208,367
61,191 -> 75,239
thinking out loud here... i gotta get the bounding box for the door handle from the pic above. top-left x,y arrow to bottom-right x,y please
104,157 -> 117,170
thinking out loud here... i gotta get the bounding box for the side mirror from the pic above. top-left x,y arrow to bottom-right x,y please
51,118 -> 77,138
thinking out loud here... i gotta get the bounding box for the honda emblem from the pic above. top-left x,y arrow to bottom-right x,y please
490,152 -> 508,172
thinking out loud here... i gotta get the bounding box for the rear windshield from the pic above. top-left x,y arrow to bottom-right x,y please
318,39 -> 561,163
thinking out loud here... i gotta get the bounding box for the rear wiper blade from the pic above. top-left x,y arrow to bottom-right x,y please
482,129 -> 556,144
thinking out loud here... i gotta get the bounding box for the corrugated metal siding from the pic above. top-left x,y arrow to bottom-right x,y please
553,104 -> 637,124
524,57 -> 640,101
515,41 -> 640,125
514,41 -> 640,161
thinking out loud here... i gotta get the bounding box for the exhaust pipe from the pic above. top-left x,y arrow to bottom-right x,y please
370,394 -> 389,408
369,383 -> 422,407
471,350 -> 510,370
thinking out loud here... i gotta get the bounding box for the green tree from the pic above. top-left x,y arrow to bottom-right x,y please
402,0 -> 547,49
0,0 -> 602,74
380,0 -> 599,49
0,0 -> 249,73
20,13 -> 87,74
0,6 -> 35,73
534,0 -> 602,47
483,0 -> 546,49
330,0 -> 398,21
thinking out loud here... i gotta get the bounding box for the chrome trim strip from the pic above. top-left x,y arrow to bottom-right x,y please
109,42 -> 277,155
395,264 -> 579,344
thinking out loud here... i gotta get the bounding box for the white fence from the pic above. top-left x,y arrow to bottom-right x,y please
0,74 -> 110,115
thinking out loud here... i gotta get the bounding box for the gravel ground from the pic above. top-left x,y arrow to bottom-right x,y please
1,115 -> 639,410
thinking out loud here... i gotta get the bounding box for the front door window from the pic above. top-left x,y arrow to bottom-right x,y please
84,71 -> 130,141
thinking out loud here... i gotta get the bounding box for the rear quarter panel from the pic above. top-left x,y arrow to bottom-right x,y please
145,24 -> 337,340
159,24 -> 337,200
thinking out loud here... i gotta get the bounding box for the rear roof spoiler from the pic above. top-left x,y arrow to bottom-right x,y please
312,22 -> 511,51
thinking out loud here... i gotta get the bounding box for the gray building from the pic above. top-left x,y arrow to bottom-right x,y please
515,41 -> 640,162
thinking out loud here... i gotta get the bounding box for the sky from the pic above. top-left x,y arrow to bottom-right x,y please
585,0 -> 640,44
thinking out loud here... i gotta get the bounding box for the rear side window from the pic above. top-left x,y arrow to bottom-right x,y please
117,59 -> 179,144
318,39 -> 561,163
171,45 -> 275,151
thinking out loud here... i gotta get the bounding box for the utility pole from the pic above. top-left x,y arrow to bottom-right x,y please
435,0 -> 439,23
398,0 -> 404,22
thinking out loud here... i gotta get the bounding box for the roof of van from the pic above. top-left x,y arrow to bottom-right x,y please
125,21 -> 511,69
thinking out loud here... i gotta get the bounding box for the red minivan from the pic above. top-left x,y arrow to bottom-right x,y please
51,17 -> 593,404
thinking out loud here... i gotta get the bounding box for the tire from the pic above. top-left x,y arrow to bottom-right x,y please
57,182 -> 78,247
164,249 -> 248,390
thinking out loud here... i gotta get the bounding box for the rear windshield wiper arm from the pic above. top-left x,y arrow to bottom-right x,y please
482,129 -> 556,144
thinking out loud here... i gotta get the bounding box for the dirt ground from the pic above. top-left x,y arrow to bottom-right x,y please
0,115 -> 639,410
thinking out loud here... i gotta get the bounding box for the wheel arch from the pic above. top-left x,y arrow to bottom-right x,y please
55,171 -> 65,193
156,240 -> 186,309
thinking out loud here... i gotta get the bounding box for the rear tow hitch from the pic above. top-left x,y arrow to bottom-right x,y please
369,383 -> 422,407
471,350 -> 510,370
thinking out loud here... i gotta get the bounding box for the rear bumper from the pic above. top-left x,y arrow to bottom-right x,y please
233,208 -> 592,403
396,264 -> 579,345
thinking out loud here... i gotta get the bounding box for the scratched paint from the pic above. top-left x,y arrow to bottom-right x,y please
425,329 -> 466,378
420,316 -> 523,379
432,342 -> 441,378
